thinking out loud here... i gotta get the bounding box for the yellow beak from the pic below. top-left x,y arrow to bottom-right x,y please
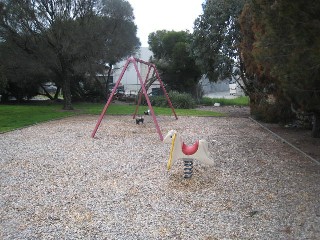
167,133 -> 176,170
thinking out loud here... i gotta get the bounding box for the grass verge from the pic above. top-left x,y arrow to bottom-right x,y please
201,96 -> 249,106
0,102 -> 224,133
74,102 -> 224,116
0,104 -> 76,133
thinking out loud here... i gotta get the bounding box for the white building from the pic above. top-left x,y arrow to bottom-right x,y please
199,75 -> 244,97
112,48 -> 244,97
112,47 -> 161,96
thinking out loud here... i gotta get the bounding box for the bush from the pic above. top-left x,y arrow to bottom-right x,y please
250,98 -> 295,123
168,91 -> 196,109
149,95 -> 168,107
200,97 -> 214,106
145,91 -> 196,109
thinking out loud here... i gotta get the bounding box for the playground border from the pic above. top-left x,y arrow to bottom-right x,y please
249,117 -> 320,165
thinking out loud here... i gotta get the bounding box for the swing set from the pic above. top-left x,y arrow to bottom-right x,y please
91,57 -> 178,141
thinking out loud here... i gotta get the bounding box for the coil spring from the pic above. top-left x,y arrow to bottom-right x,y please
183,159 -> 193,178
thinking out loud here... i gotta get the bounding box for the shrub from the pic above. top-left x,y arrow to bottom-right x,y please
144,91 -> 196,109
200,97 -> 214,106
149,95 -> 168,107
168,91 -> 196,109
250,98 -> 295,123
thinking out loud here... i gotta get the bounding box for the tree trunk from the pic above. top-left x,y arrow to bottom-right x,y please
311,112 -> 320,138
105,63 -> 113,100
54,86 -> 61,100
249,93 -> 257,116
62,76 -> 73,110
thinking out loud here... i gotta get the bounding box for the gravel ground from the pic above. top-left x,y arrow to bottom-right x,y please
1,115 -> 319,239
197,105 -> 250,118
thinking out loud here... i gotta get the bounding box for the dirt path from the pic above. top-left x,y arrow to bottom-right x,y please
198,105 -> 320,164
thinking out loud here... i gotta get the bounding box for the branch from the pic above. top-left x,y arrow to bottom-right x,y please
39,84 -> 54,100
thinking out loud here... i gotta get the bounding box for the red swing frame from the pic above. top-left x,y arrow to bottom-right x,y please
91,57 -> 178,141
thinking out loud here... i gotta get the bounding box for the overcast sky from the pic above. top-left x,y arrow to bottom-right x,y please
127,0 -> 205,47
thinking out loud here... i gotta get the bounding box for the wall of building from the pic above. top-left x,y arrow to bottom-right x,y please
113,48 -> 245,97
112,47 -> 160,95
199,75 -> 244,96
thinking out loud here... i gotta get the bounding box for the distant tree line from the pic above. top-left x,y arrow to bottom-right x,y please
0,0 -> 140,109
148,0 -> 319,137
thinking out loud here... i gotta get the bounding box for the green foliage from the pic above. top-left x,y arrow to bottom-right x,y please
240,0 -> 320,136
250,97 -> 295,124
148,95 -> 168,108
167,91 -> 196,109
149,91 -> 196,109
0,40 -> 50,101
0,0 -> 140,109
192,0 -> 246,82
249,0 -> 320,113
148,30 -> 201,95
0,64 -> 8,95
149,30 -> 188,59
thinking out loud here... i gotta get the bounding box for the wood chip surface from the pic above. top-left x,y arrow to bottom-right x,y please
1,115 -> 319,239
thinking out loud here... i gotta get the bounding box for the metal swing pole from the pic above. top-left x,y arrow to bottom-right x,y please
131,58 -> 164,141
153,65 -> 178,120
91,58 -> 131,138
133,58 -> 177,120
132,64 -> 153,119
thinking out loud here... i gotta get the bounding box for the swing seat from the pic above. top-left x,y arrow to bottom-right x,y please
182,141 -> 199,155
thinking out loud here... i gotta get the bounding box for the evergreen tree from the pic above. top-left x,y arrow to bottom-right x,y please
148,30 -> 201,95
247,0 -> 320,137
192,0 -> 246,83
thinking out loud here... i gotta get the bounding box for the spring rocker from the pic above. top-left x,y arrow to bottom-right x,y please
163,130 -> 214,178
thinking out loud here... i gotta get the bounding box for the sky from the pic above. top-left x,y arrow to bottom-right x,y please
127,0 -> 205,47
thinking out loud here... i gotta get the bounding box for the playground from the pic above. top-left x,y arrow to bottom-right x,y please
1,114 -> 319,239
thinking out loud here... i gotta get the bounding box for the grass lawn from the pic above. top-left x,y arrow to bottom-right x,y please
0,102 -> 224,133
74,102 -> 225,116
0,104 -> 76,133
201,96 -> 249,106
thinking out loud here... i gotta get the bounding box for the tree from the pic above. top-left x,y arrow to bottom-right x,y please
0,0 -> 139,109
148,30 -> 201,95
0,63 -> 8,101
192,0 -> 246,84
0,40 -> 49,101
245,0 -> 320,137
238,3 -> 294,123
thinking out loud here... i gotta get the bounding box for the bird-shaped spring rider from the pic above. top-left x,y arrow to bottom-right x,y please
163,130 -> 214,178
